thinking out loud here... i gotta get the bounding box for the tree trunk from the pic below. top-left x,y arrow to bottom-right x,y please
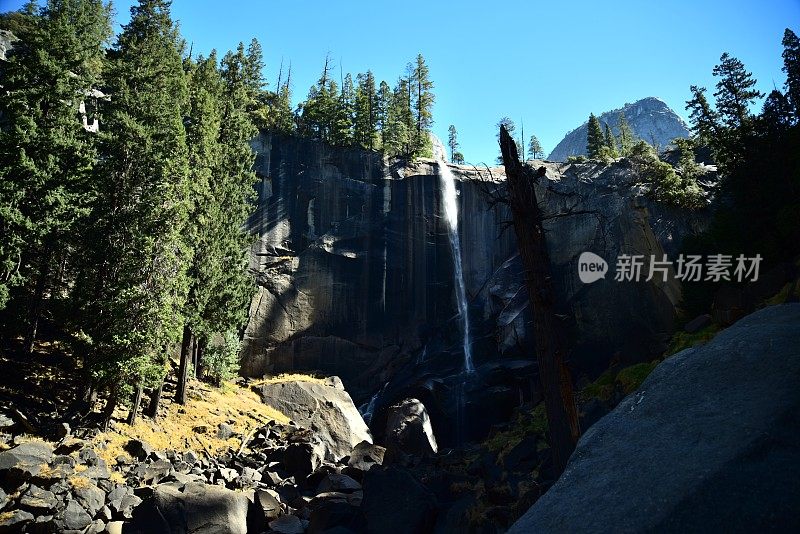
499,125 -> 581,475
126,382 -> 143,425
194,340 -> 205,381
176,324 -> 193,405
101,392 -> 117,432
24,250 -> 52,354
145,380 -> 163,419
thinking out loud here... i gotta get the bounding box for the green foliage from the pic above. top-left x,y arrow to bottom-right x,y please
528,134 -> 543,159
581,361 -> 659,402
566,154 -> 588,163
447,124 -> 459,161
783,29 -> 800,120
203,331 -> 241,386
586,113 -> 604,159
667,325 -> 720,355
483,402 -> 548,459
629,141 -> 704,209
496,117 -> 521,163
411,54 -> 435,158
0,0 -> 112,311
353,70 -> 379,150
616,112 -> 635,156
76,0 -> 191,397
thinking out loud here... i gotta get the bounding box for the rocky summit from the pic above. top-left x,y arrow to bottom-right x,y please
547,97 -> 691,161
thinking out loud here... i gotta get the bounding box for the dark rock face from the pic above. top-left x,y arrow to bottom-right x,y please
508,304 -> 800,533
384,398 -> 438,463
361,465 -> 438,534
547,97 -> 691,161
241,134 -> 707,441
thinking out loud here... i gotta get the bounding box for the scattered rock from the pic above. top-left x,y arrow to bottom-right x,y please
269,514 -> 305,534
346,441 -> 385,473
19,484 -> 57,513
0,508 -> 34,532
255,488 -> 282,520
124,439 -> 153,461
58,499 -> 93,531
217,423 -> 234,440
283,442 -> 325,479
0,440 -> 54,484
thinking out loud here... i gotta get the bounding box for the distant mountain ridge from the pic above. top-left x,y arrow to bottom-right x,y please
547,97 -> 690,161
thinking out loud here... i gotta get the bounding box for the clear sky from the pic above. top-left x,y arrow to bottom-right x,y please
3,0 -> 798,163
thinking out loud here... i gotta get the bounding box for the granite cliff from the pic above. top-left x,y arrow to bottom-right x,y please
241,133 -> 708,442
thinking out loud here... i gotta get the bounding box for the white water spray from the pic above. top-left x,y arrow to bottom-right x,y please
438,154 -> 475,373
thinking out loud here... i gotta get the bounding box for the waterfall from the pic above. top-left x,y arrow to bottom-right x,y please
438,156 -> 475,373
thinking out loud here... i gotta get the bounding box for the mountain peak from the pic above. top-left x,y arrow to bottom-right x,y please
547,97 -> 690,161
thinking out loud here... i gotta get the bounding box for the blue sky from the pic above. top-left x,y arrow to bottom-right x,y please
3,0 -> 798,163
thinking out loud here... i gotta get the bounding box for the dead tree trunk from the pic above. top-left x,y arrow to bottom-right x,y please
499,125 -> 580,475
24,250 -> 52,354
101,391 -> 117,432
176,325 -> 193,405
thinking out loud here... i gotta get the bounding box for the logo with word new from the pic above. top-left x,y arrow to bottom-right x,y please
577,252 -> 608,284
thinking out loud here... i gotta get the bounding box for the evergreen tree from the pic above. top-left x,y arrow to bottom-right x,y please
712,52 -> 763,131
330,72 -> 354,146
528,134 -> 543,159
616,112 -> 635,155
353,70 -> 378,150
77,0 -> 190,424
243,38 -> 270,129
300,55 -> 338,141
685,85 -> 721,149
376,80 -> 392,149
447,124 -> 459,161
781,28 -> 800,120
384,76 -> 412,158
411,54 -> 434,157
586,113 -> 604,159
602,122 -> 618,158
0,0 -> 111,345
759,89 -> 793,135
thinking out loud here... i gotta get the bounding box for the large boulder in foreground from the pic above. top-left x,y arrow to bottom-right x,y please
126,482 -> 252,534
257,377 -> 372,461
509,304 -> 800,533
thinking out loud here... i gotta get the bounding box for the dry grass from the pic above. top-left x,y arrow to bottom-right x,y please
250,372 -> 327,387
93,379 -> 289,466
69,475 -> 93,489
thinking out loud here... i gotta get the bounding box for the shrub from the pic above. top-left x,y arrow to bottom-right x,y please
203,331 -> 241,387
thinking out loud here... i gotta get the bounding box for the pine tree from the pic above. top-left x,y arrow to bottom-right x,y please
782,28 -> 800,120
384,76 -> 412,158
0,0 -> 112,345
77,0 -> 190,425
354,70 -> 378,150
376,80 -> 392,149
712,52 -> 763,131
586,113 -> 604,159
616,112 -> 635,156
602,122 -> 618,158
447,125 -> 459,161
243,38 -> 270,129
411,54 -> 434,157
172,51 -> 223,407
685,85 -> 721,149
330,72 -> 354,146
300,55 -> 338,141
528,134 -> 543,159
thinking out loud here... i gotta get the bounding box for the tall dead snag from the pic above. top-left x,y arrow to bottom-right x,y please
499,125 -> 580,474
